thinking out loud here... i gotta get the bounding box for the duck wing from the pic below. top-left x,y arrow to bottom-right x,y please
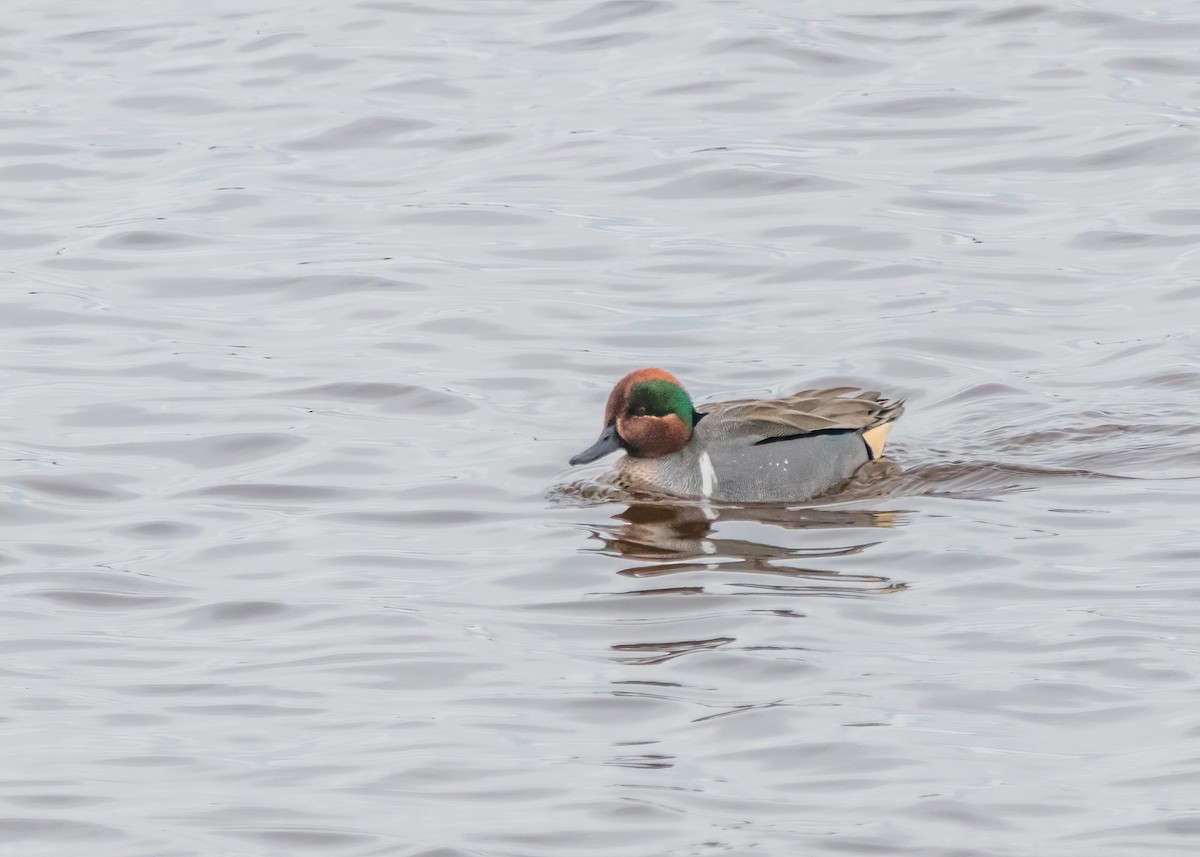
697,388 -> 904,444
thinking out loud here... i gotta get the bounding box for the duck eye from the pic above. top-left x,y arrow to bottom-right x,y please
635,405 -> 647,416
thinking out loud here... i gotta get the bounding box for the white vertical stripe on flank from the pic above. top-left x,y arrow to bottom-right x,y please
699,451 -> 717,499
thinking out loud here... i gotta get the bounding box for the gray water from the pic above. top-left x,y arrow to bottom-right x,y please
3,1 -> 1200,855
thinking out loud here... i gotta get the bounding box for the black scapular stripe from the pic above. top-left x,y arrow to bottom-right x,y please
753,427 -> 859,446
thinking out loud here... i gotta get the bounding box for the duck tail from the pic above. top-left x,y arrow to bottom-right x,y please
861,399 -> 905,459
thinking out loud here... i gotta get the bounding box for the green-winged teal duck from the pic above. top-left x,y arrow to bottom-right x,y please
570,368 -> 903,502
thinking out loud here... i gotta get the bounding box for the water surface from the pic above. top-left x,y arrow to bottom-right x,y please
3,1 -> 1200,855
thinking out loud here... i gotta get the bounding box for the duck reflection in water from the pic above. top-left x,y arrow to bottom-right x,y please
586,500 -> 908,599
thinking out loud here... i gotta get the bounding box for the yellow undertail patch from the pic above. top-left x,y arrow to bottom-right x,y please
862,423 -> 893,460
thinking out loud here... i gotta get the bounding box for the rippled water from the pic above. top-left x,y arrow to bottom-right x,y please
4,1 -> 1200,854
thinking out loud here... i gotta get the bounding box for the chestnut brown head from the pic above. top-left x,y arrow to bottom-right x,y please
570,369 -> 698,464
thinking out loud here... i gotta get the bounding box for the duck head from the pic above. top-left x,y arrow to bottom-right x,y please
570,368 -> 700,464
